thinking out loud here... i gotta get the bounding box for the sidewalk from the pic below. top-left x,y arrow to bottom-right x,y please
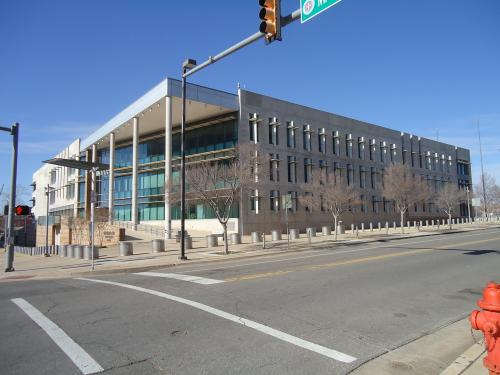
1,222 -> 498,282
351,316 -> 487,375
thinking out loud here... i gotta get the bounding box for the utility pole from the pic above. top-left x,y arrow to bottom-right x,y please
1,123 -> 19,272
477,121 -> 488,219
466,186 -> 472,222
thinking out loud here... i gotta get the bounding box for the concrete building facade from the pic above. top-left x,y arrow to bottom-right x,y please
31,78 -> 472,236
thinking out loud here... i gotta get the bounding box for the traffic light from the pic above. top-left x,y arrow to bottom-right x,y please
259,0 -> 281,43
15,205 -> 30,216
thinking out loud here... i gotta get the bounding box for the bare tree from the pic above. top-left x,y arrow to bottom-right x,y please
184,144 -> 263,255
435,183 -> 466,229
300,169 -> 359,240
381,163 -> 431,233
474,172 -> 500,217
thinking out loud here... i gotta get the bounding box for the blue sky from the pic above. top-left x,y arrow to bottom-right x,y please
1,0 -> 499,203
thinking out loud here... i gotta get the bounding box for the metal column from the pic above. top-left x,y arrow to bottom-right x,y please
164,96 -> 172,239
131,117 -> 139,229
108,133 -> 115,224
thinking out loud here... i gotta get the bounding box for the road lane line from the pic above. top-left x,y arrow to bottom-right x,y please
134,272 -> 224,285
76,277 -> 356,363
180,229 -> 500,275
224,236 -> 500,282
11,298 -> 104,375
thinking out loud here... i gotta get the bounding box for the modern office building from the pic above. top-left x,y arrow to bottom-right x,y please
31,77 -> 472,236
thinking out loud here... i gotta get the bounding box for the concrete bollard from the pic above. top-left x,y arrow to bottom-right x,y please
378,222 -> 381,231
84,246 -> 99,260
322,226 -> 331,236
119,242 -> 133,256
407,221 -> 411,229
351,224 -> 355,234
73,245 -> 83,259
425,220 -> 429,227
370,222 -> 373,232
60,245 -> 67,258
152,239 -> 165,253
230,233 -> 241,245
251,231 -> 263,243
206,235 -> 218,248
361,223 -> 365,232
67,245 -> 74,258
306,227 -> 316,237
393,221 -> 397,230
289,229 -> 299,239
184,236 -> 193,250
272,230 -> 282,241
336,224 -> 345,234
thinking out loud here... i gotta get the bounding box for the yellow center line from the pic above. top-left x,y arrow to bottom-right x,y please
223,236 -> 500,283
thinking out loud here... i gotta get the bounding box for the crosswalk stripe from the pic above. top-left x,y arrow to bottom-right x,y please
133,272 -> 225,285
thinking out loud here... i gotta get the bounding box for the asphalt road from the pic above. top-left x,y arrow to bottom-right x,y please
1,228 -> 499,375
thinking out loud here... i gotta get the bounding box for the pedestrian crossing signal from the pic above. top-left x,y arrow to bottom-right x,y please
15,205 -> 30,216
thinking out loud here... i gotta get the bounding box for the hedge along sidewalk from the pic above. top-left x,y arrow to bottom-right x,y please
1,223 -> 498,282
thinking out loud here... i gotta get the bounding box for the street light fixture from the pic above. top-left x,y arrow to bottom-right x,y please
180,58 -> 197,261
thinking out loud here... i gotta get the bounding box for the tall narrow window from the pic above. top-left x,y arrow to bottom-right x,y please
270,190 -> 280,211
303,124 -> 313,151
318,128 -> 326,154
333,131 -> 340,155
304,192 -> 312,212
268,117 -> 279,145
347,163 -> 354,185
434,153 -> 439,172
441,155 -> 445,172
369,139 -> 376,161
358,137 -> 365,160
304,158 -> 313,183
372,196 -> 378,213
359,166 -> 366,188
269,153 -> 280,182
346,134 -> 353,158
248,113 -> 261,143
447,156 -> 452,173
360,195 -> 367,213
319,160 -> 328,184
390,144 -> 396,162
288,191 -> 298,212
380,141 -> 387,163
287,156 -> 297,183
250,189 -> 260,213
333,162 -> 341,183
425,151 -> 432,170
370,167 -> 377,189
286,121 -> 296,148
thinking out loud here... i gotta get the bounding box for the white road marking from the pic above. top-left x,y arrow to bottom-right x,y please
134,272 -> 224,285
11,298 -> 104,375
76,277 -> 357,363
180,229 -> 499,275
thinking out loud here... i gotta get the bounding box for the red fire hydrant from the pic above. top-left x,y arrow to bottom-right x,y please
470,282 -> 500,375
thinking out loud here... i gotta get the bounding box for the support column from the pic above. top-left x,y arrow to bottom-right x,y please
84,149 -> 92,221
131,117 -> 139,228
164,97 -> 172,239
108,132 -> 115,224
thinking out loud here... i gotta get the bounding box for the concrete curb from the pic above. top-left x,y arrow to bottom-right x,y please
439,341 -> 485,375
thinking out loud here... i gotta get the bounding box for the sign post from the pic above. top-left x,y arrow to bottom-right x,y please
301,0 -> 343,23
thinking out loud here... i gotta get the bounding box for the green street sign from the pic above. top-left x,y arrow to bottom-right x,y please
300,0 -> 343,23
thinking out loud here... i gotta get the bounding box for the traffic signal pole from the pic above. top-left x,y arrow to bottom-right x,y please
178,5 -> 299,259
1,123 -> 19,272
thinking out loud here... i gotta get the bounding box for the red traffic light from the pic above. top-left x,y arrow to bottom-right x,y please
15,205 -> 31,215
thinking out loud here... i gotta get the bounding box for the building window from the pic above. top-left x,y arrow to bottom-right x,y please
390,144 -> 396,162
303,124 -> 313,151
433,153 -> 439,172
50,170 -> 57,185
270,190 -> 280,211
370,167 -> 377,189
250,189 -> 260,213
287,156 -> 297,183
318,128 -> 326,154
447,157 -> 452,173
347,163 -> 354,185
441,155 -> 445,172
304,158 -> 313,183
358,137 -> 365,160
372,196 -> 378,213
360,195 -> 367,213
248,113 -> 261,143
333,131 -> 340,155
268,117 -> 279,145
287,121 -> 296,148
380,141 -> 387,163
304,192 -> 312,212
333,162 -> 341,183
288,191 -> 298,212
319,160 -> 328,183
346,134 -> 353,158
369,139 -> 376,161
49,191 -> 56,205
269,153 -> 280,182
359,166 -> 366,188
425,152 -> 432,170
66,184 -> 75,200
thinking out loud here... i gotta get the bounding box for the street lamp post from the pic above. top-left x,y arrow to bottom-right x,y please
1,123 -> 18,272
180,58 -> 196,261
44,184 -> 53,257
